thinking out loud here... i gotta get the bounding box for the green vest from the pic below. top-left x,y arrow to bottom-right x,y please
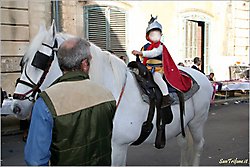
39,71 -> 116,166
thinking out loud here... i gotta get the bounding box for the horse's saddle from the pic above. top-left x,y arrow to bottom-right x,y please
128,61 -> 200,149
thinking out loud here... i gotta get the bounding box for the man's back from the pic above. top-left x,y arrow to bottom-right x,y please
191,65 -> 199,70
41,73 -> 116,165
25,72 -> 116,166
191,65 -> 205,74
25,37 -> 116,166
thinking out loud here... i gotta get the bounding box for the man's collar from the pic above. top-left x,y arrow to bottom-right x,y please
52,71 -> 89,85
193,64 -> 199,68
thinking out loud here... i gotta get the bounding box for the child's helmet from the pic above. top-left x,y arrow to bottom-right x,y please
146,15 -> 162,34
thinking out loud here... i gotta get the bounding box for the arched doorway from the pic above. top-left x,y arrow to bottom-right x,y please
180,12 -> 212,74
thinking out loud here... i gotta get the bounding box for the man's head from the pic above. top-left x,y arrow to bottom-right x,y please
193,57 -> 201,66
57,38 -> 91,73
178,62 -> 185,67
209,72 -> 214,78
120,56 -> 127,63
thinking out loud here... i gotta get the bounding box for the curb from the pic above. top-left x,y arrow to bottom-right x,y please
1,115 -> 23,136
213,96 -> 249,105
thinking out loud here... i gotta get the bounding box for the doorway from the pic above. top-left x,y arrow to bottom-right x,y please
185,20 -> 205,72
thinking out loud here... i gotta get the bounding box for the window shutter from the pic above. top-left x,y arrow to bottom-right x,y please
86,7 -> 107,50
185,20 -> 191,59
204,23 -> 209,73
191,21 -> 198,57
185,20 -> 199,58
84,6 -> 127,57
184,20 -> 194,66
109,8 -> 126,57
185,20 -> 200,66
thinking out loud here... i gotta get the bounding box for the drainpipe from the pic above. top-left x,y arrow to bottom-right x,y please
51,0 -> 61,32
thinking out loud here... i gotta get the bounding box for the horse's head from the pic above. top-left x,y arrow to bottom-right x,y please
11,20 -> 127,119
12,22 -> 63,119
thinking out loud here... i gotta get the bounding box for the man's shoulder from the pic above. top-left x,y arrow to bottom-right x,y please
43,80 -> 115,116
32,97 -> 52,120
45,79 -> 114,101
191,65 -> 197,69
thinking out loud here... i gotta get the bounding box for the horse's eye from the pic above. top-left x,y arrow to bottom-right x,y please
19,57 -> 25,72
15,78 -> 20,87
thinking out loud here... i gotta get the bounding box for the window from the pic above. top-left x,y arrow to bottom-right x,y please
84,6 -> 127,57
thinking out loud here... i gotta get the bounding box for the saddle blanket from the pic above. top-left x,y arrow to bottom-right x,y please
135,70 -> 200,105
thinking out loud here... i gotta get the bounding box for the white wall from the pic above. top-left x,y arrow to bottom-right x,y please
125,1 -> 249,81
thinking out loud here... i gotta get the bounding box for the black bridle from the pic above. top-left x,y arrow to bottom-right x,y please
13,40 -> 58,102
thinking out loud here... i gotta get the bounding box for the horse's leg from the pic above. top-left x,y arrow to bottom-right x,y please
189,125 -> 205,166
177,132 -> 189,166
177,128 -> 194,166
188,105 -> 209,166
112,142 -> 129,166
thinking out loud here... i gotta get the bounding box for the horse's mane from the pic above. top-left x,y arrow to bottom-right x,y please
105,50 -> 127,93
56,32 -> 76,42
23,26 -> 47,64
23,28 -> 75,65
23,29 -> 127,98
89,42 -> 127,97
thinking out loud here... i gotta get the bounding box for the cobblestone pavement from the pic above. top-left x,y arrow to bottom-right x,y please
1,99 -> 249,166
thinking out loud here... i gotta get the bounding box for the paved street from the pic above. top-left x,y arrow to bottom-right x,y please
1,101 -> 249,166
127,101 -> 249,166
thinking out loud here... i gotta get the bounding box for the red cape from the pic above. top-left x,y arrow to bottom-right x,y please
143,42 -> 192,92
162,45 -> 192,92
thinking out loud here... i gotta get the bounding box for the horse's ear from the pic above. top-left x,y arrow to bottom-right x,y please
39,23 -> 46,33
50,19 -> 57,38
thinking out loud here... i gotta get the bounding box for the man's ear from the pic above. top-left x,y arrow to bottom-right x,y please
81,59 -> 85,67
81,59 -> 90,73
82,59 -> 87,65
81,59 -> 87,68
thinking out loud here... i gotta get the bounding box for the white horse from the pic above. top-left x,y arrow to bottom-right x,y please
11,23 -> 213,166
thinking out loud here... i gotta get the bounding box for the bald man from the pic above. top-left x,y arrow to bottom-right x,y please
25,38 -> 116,165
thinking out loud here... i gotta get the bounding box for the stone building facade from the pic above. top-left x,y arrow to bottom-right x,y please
1,0 -> 249,94
1,0 -> 51,94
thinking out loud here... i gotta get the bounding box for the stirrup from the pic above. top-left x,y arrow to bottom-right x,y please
161,95 -> 174,107
155,125 -> 166,149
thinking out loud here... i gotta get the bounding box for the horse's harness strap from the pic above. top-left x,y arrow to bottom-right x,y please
30,64 -> 51,98
24,63 -> 36,86
13,40 -> 57,101
17,79 -> 34,88
131,92 -> 156,146
128,60 -> 160,146
13,69 -> 49,102
42,42 -> 53,49
116,71 -> 127,110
